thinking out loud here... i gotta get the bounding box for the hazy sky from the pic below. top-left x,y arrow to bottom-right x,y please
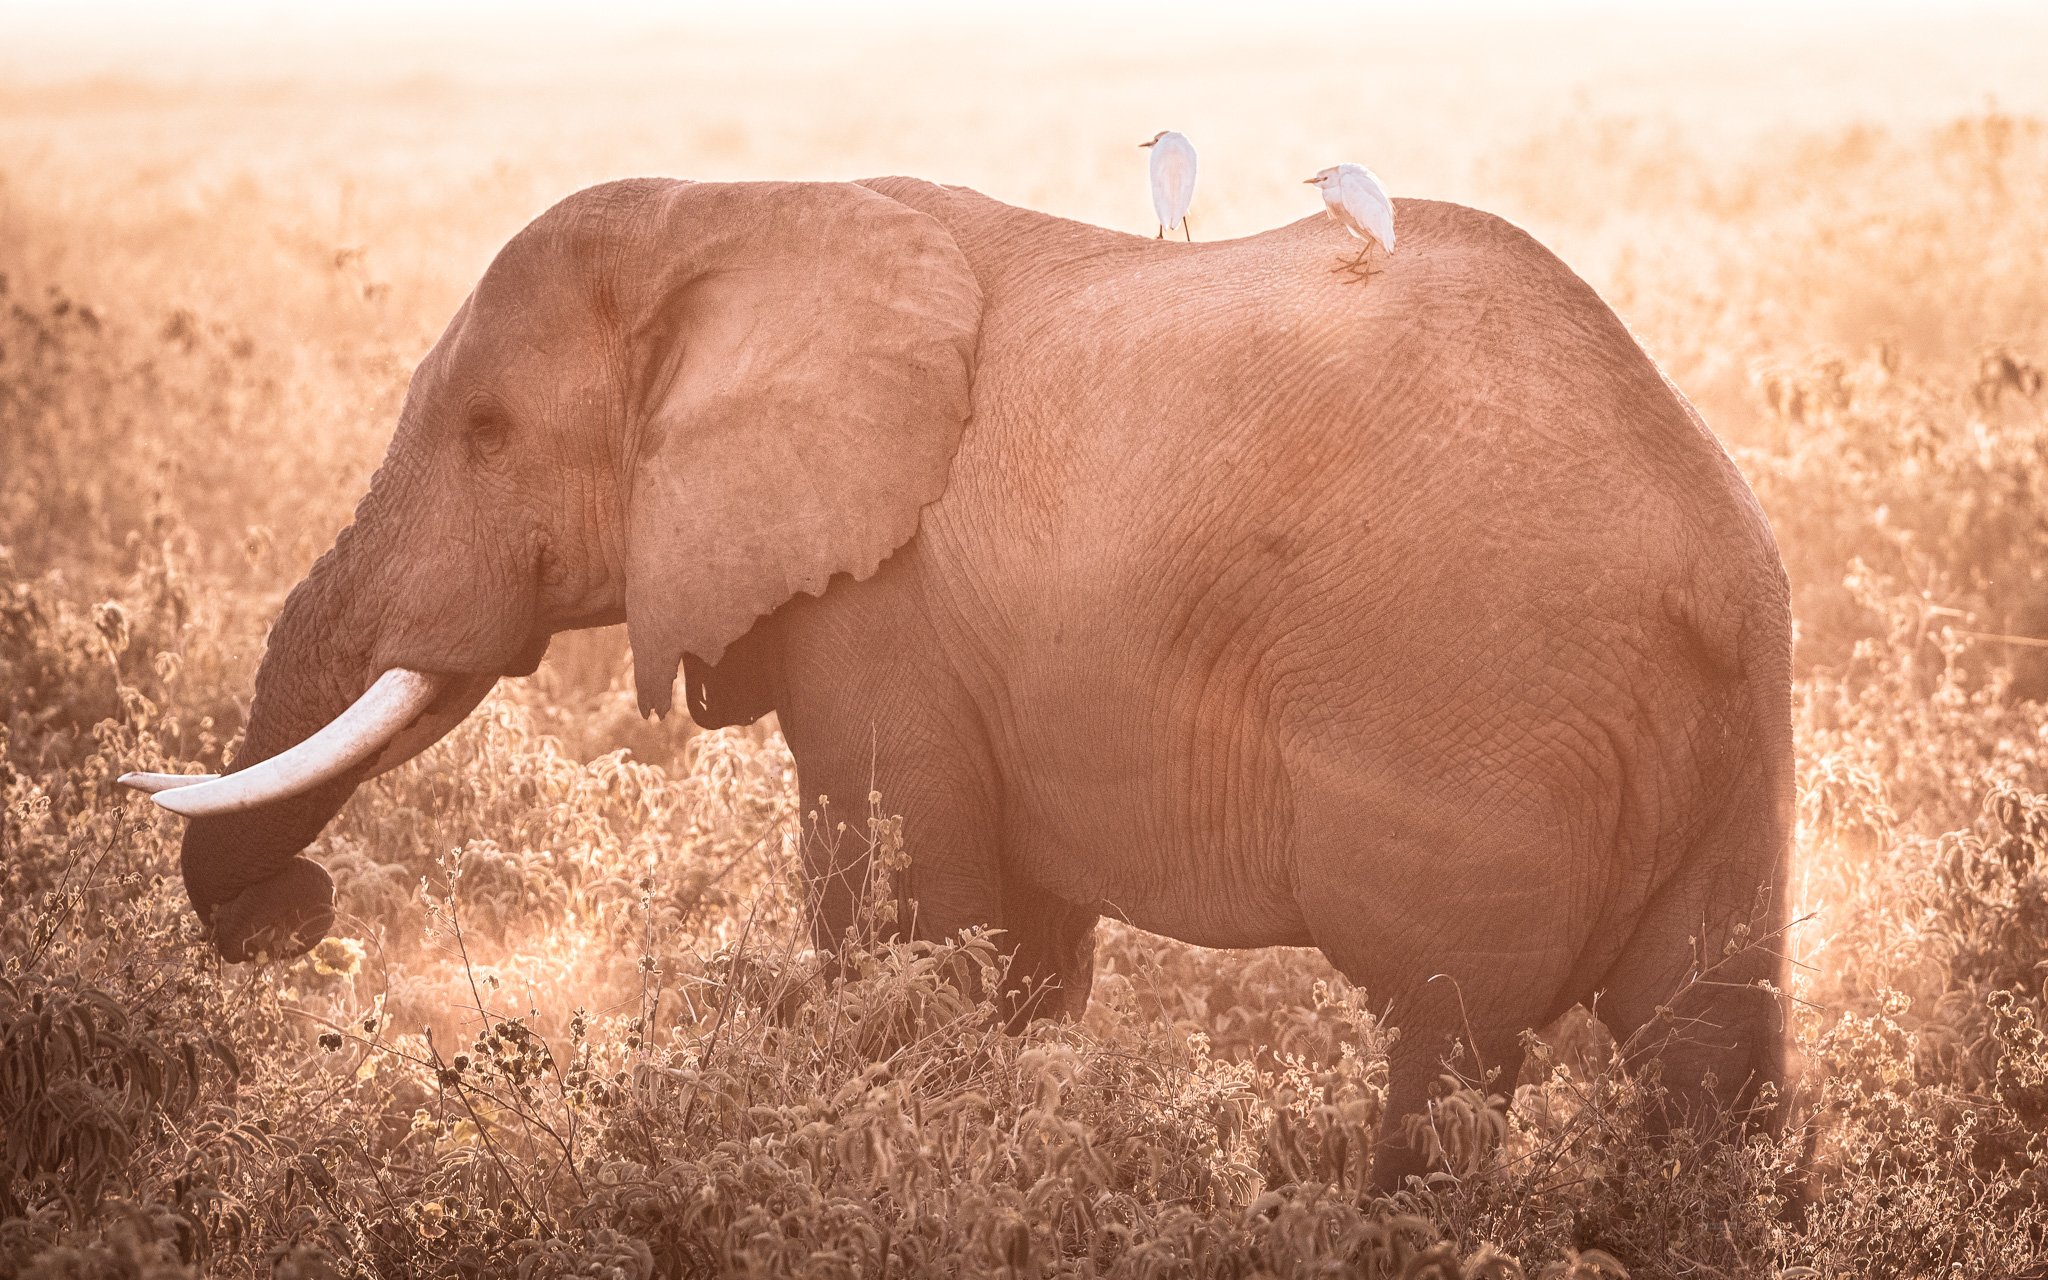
6,0 -> 2040,136
7,0 -> 2032,56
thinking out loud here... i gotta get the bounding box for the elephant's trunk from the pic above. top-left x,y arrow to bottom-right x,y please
175,550 -> 383,961
167,506 -> 503,962
174,663 -> 495,960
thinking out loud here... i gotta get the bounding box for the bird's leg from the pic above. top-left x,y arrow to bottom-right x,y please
1333,245 -> 1380,282
1183,216 -> 1192,242
1156,225 -> 1165,240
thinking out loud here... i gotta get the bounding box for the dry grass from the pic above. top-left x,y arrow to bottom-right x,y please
6,11 -> 2048,1277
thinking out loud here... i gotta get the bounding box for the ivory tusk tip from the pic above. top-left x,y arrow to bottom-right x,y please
118,771 -> 221,795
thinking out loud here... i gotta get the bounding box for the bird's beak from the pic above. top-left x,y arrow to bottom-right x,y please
1302,178 -> 1318,184
1139,141 -> 1155,148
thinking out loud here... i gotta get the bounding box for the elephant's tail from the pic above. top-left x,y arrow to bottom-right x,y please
1659,536 -> 1796,934
1654,540 -> 1797,1109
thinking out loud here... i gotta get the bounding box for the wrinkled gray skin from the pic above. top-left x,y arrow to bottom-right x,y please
179,177 -> 1793,1187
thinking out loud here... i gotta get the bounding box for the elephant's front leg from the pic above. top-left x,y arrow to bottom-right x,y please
775,584 -> 1091,1023
996,866 -> 1099,1027
779,670 -> 1005,963
782,693 -> 1095,1023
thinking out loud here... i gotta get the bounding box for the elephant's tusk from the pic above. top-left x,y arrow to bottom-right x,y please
118,771 -> 222,794
150,668 -> 447,818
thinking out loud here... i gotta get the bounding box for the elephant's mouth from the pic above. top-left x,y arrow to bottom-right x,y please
501,627 -> 554,678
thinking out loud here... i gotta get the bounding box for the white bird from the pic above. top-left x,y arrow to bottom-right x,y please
1141,130 -> 1197,241
1306,163 -> 1396,279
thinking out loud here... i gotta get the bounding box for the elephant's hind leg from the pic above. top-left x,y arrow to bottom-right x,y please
1292,807 -> 1583,1192
1585,781 -> 1791,1137
1365,971 -> 1538,1192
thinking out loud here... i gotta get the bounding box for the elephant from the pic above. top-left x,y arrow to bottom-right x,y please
127,175 -> 1794,1187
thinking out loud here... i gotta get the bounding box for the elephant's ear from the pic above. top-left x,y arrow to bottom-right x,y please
620,180 -> 982,717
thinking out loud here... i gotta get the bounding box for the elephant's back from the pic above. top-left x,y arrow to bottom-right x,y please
1025,196 -> 1776,594
1178,199 -> 1786,771
928,190 -> 1783,670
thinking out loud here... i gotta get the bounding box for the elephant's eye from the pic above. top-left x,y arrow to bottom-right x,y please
468,410 -> 510,461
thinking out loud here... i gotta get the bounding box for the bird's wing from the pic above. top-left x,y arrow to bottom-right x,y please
1340,168 -> 1395,252
1149,153 -> 1172,226
1156,138 -> 1196,228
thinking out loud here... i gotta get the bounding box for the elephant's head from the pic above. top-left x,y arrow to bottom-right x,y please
140,179 -> 982,961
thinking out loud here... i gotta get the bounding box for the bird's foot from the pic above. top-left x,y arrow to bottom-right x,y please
1331,249 -> 1380,282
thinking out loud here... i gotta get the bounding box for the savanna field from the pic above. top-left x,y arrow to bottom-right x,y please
6,11 -> 2048,1277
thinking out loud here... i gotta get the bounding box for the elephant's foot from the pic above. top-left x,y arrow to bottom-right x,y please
995,876 -> 1100,1029
1372,1019 -> 1527,1194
